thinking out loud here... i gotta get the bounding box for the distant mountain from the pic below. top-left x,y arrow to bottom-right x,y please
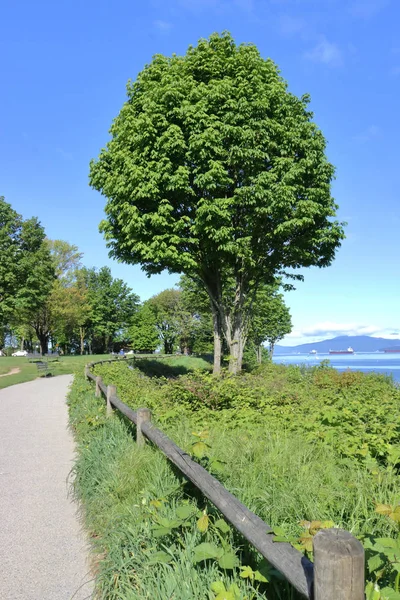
274,335 -> 400,354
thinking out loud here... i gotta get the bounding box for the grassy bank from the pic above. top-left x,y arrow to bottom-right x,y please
69,359 -> 400,599
0,354 -> 110,389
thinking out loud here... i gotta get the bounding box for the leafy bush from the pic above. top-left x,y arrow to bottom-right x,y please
70,359 -> 400,599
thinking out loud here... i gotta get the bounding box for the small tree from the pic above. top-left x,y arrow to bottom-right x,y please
90,32 -> 344,374
129,303 -> 159,353
249,285 -> 292,362
147,289 -> 181,354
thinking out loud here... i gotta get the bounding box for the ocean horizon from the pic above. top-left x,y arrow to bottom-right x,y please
272,352 -> 400,382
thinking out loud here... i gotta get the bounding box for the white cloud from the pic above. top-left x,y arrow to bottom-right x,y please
304,37 -> 343,67
153,19 -> 173,31
177,0 -> 254,12
284,322 -> 400,346
349,0 -> 390,19
353,125 -> 381,143
278,14 -> 307,36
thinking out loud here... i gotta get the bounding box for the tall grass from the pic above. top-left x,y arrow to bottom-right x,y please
68,363 -> 400,599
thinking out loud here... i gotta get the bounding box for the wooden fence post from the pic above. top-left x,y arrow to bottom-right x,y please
313,528 -> 364,600
95,376 -> 102,397
84,365 -> 89,380
136,408 -> 151,448
106,385 -> 116,418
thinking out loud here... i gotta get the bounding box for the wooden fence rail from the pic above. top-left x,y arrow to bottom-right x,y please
85,359 -> 365,600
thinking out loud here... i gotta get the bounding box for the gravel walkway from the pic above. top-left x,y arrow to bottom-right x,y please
0,375 -> 94,600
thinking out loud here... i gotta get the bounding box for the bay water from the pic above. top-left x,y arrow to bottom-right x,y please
272,353 -> 400,383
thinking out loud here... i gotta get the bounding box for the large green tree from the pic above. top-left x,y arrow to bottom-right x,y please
0,197 -> 54,350
90,32 -> 345,374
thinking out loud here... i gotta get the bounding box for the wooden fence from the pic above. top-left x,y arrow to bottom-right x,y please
85,358 -> 365,600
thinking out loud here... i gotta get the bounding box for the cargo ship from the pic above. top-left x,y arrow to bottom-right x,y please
383,347 -> 400,353
329,347 -> 354,355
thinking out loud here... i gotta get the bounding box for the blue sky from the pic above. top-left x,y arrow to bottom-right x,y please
1,0 -> 399,345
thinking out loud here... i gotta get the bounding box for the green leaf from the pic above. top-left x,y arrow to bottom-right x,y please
380,587 -> 400,600
176,504 -> 195,520
215,519 -> 230,534
193,543 -> 221,563
365,582 -> 383,600
254,570 -> 268,583
152,526 -> 172,537
197,514 -> 209,533
211,581 -> 226,594
240,565 -> 254,579
148,550 -> 172,565
215,592 -> 235,600
375,538 -> 399,549
218,552 -> 239,570
368,554 -> 385,573
192,441 -> 208,458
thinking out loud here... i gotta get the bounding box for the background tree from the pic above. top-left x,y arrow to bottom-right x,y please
0,197 -> 55,352
147,289 -> 181,354
85,267 -> 139,353
90,32 -> 344,374
179,276 -> 214,354
248,285 -> 292,362
129,302 -> 159,353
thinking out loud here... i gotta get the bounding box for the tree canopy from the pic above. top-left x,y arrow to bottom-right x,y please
0,196 -> 54,346
90,32 -> 344,374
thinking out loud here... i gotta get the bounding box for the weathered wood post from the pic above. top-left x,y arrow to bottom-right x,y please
313,528 -> 364,600
136,408 -> 151,448
106,385 -> 116,418
84,365 -> 89,380
95,376 -> 102,397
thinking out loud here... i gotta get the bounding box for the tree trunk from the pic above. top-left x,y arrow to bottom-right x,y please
269,342 -> 275,358
88,339 -> 92,355
20,337 -> 25,351
223,311 -> 248,375
211,308 -> 222,375
80,326 -> 85,355
228,328 -> 246,375
38,334 -> 48,355
256,345 -> 262,364
164,340 -> 173,354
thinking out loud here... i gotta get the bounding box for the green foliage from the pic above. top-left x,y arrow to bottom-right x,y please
68,373 -> 265,599
84,266 -> 140,352
129,302 -> 159,353
90,32 -> 345,373
0,196 -> 54,331
249,284 -> 292,359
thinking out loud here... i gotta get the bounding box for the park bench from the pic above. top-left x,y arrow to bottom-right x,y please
34,360 -> 51,377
